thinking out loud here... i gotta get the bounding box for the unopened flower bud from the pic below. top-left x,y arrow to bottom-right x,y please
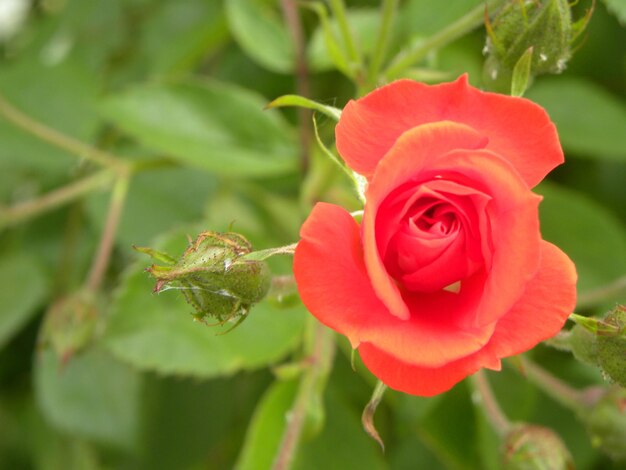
582,386 -> 626,461
569,323 -> 598,366
483,0 -> 592,92
502,424 -> 574,470
567,306 -> 626,387
596,306 -> 626,387
39,289 -> 99,365
137,231 -> 271,330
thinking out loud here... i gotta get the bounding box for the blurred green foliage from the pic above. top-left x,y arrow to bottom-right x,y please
0,0 -> 624,469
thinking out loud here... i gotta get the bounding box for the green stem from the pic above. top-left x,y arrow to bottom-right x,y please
85,173 -> 130,291
516,357 -> 586,413
280,0 -> 312,172
577,274 -> 626,309
384,0 -> 505,80
329,0 -> 362,74
271,322 -> 335,470
364,0 -> 398,92
0,93 -> 126,171
0,170 -> 114,229
471,370 -> 511,437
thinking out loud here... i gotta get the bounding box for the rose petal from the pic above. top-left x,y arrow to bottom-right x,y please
363,121 -> 488,319
365,125 -> 541,325
336,75 -> 563,187
294,202 -> 496,367
357,241 -> 575,397
358,342 -> 501,397
487,240 -> 577,357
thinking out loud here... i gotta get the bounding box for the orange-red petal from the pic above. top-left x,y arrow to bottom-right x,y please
358,342 -> 501,397
487,240 -> 577,358
335,75 -> 563,187
294,202 -> 496,367
362,121 -> 488,319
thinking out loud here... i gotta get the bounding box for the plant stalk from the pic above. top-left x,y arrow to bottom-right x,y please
0,170 -> 113,229
0,93 -> 126,171
272,322 -> 335,470
85,173 -> 130,292
384,0 -> 505,80
472,370 -> 511,437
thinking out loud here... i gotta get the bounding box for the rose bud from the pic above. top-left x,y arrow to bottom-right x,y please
569,323 -> 598,366
596,306 -> 626,387
294,76 -> 576,397
502,424 -> 574,470
582,386 -> 626,461
137,231 -> 271,330
39,289 -> 99,365
483,0 -> 592,92
567,307 -> 626,387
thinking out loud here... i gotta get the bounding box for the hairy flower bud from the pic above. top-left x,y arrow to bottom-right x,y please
568,306 -> 626,387
138,231 -> 271,330
596,306 -> 626,387
582,386 -> 626,461
39,289 -> 99,365
483,0 -> 592,92
502,424 -> 574,470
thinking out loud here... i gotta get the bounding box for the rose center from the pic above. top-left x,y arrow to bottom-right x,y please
411,204 -> 459,237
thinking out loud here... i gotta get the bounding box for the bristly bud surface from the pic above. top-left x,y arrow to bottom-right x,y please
483,0 -> 593,92
136,231 -> 271,331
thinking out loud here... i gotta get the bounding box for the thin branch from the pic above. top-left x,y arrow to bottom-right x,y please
517,357 -> 586,413
0,92 -> 125,170
85,173 -> 130,291
0,170 -> 113,229
280,0 -> 312,171
384,0 -> 506,80
472,370 -> 511,436
577,274 -> 626,309
365,0 -> 398,92
272,323 -> 335,470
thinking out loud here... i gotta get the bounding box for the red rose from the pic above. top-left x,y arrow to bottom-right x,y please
293,76 -> 577,396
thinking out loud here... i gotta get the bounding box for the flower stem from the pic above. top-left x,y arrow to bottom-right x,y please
85,173 -> 130,292
364,0 -> 399,92
272,322 -> 335,470
0,170 -> 113,229
516,357 -> 586,413
383,0 -> 506,80
280,0 -> 312,172
329,0 -> 363,77
577,274 -> 626,309
471,370 -> 511,437
0,93 -> 126,171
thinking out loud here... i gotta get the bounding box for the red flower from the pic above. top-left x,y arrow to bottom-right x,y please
293,76 -> 577,396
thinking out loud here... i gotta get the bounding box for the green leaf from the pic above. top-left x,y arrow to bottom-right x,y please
104,229 -> 306,378
225,0 -> 294,73
537,182 -> 626,298
0,57 -> 100,199
235,381 -> 387,470
417,382 -> 485,470
138,373 -> 268,470
526,77 -> 626,160
0,252 -> 48,349
34,348 -> 142,451
267,95 -> 342,121
510,47 -> 533,97
100,79 -> 298,177
85,166 -> 217,248
601,0 -> 626,25
140,0 -> 229,77
235,379 -> 299,470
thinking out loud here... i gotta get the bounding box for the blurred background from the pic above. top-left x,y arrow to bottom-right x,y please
0,0 -> 624,469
